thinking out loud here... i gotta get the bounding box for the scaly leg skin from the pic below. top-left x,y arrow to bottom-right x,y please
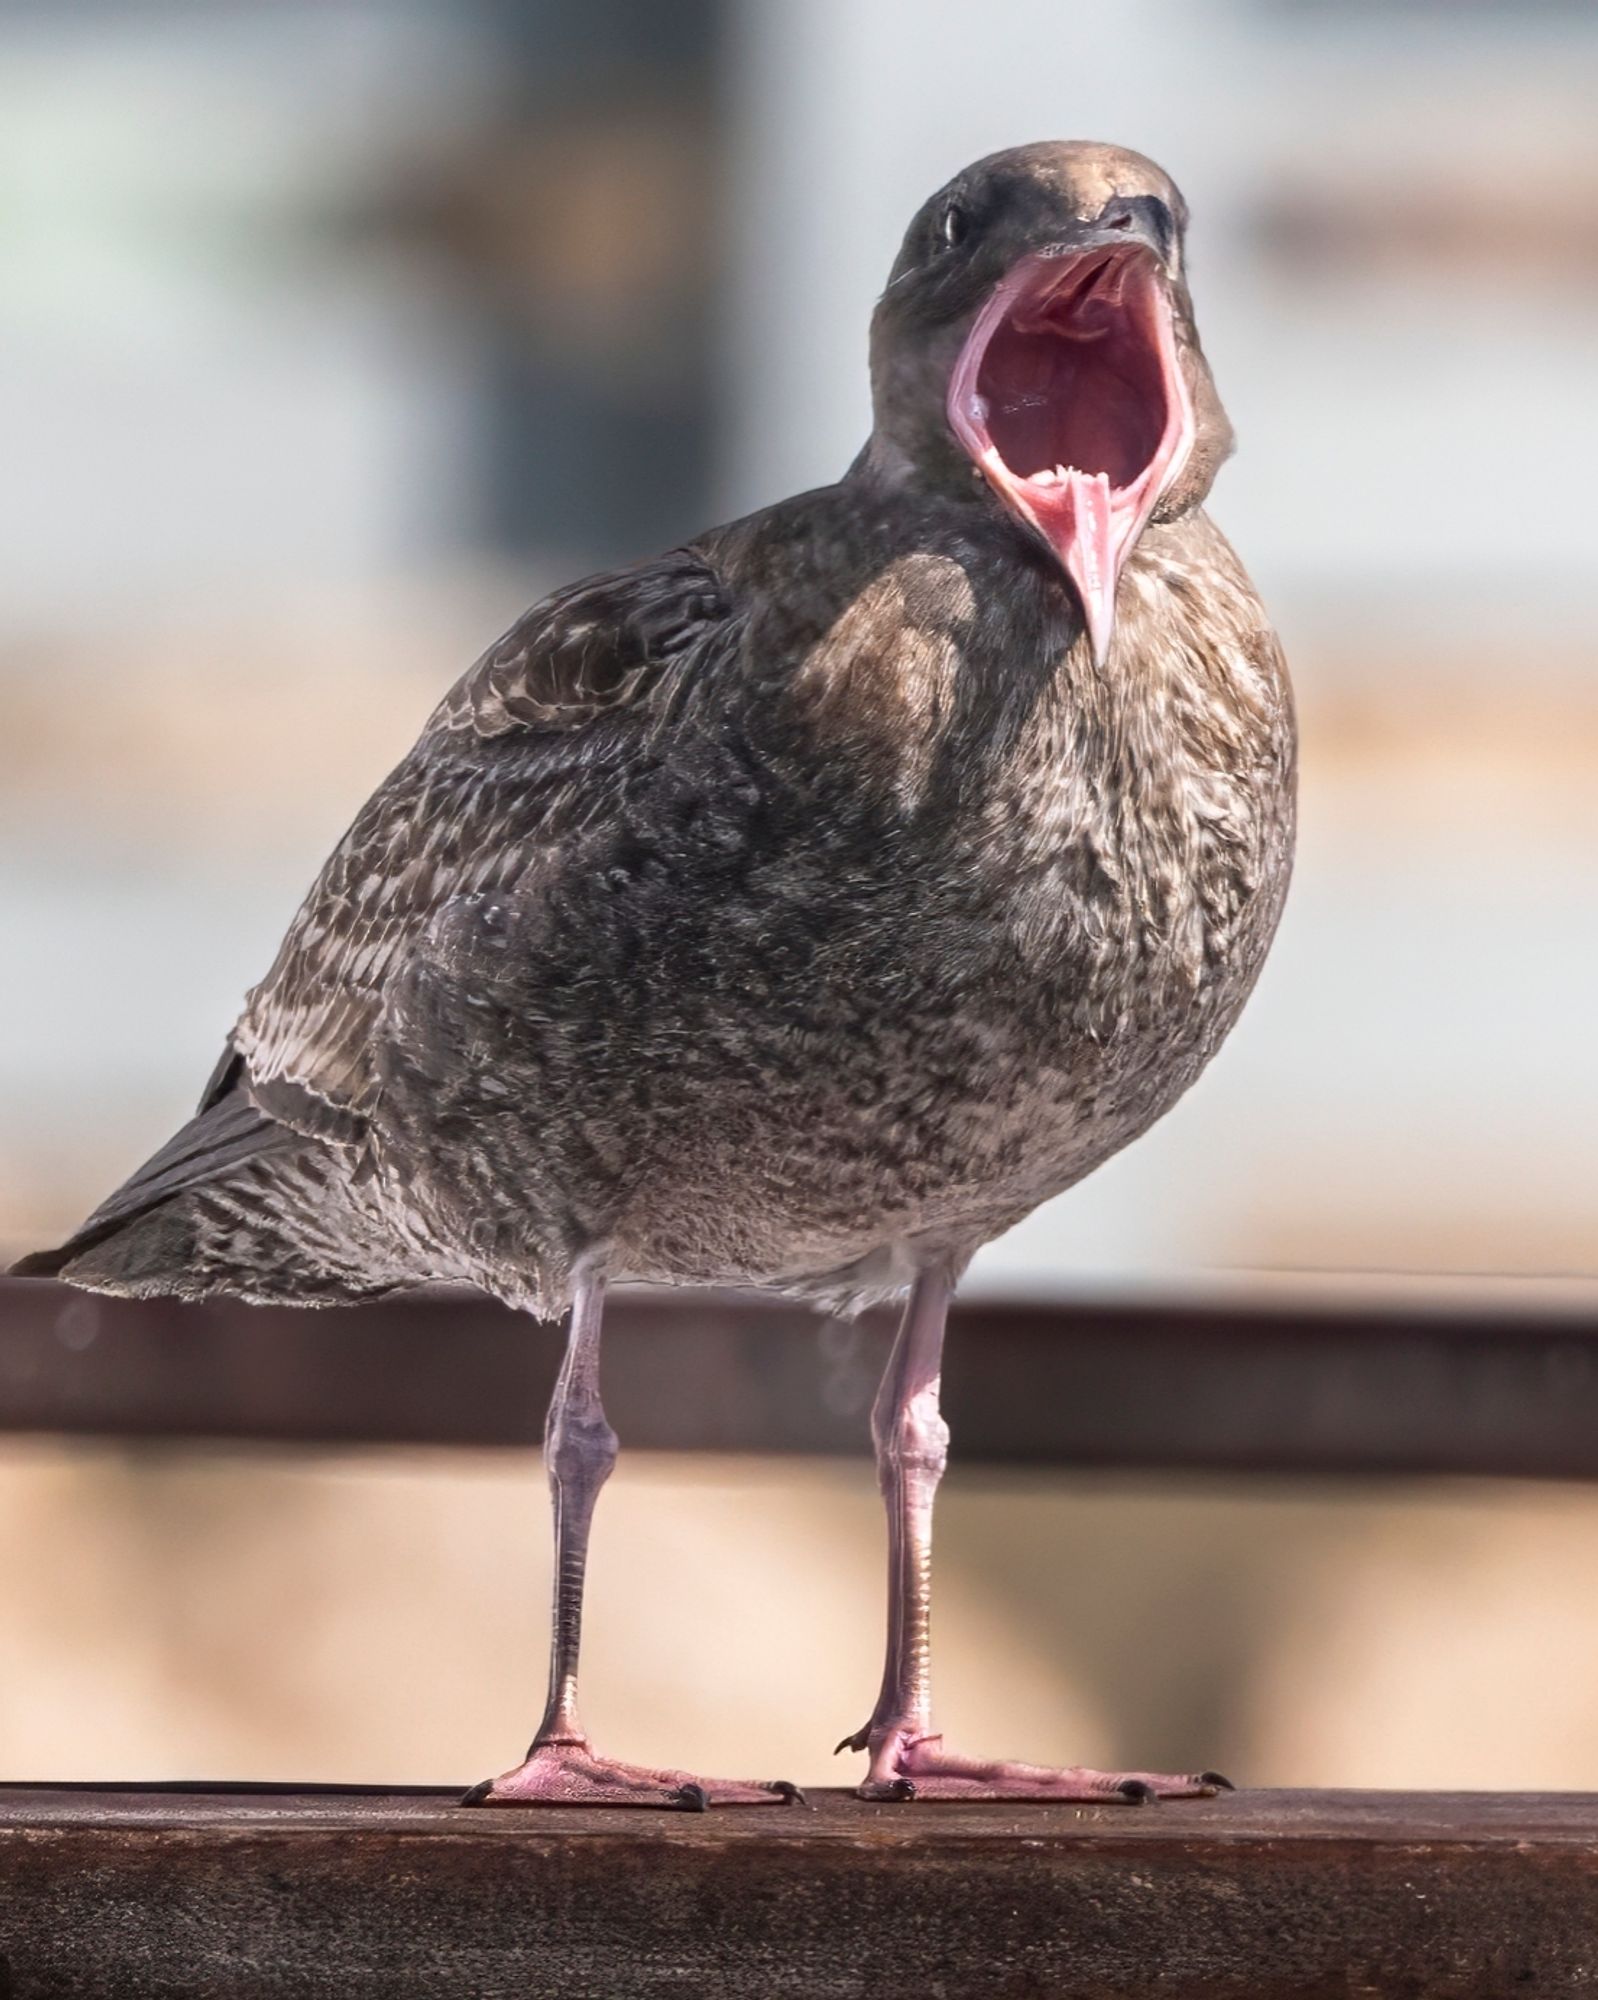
464,1271 -> 801,1811
838,1269 -> 1232,1806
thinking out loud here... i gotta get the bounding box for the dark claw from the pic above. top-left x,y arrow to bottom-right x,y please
672,1782 -> 710,1813
766,1780 -> 809,1806
834,1731 -> 865,1756
888,1777 -> 917,1802
1117,1779 -> 1157,1804
459,1779 -> 495,1807
1200,1770 -> 1235,1791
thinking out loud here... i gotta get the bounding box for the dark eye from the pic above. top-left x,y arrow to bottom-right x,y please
1105,210 -> 1136,232
939,201 -> 968,251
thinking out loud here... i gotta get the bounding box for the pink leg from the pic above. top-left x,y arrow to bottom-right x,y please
466,1272 -> 799,1810
837,1269 -> 1230,1804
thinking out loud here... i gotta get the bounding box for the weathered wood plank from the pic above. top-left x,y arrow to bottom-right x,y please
3,1273 -> 1598,1477
4,1785 -> 1598,1998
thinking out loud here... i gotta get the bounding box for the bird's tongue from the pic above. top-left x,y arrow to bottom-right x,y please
1024,467 -> 1118,671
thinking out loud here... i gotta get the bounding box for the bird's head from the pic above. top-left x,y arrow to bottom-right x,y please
869,141 -> 1232,665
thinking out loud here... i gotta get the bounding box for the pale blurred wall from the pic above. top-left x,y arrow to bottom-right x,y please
16,1442 -> 1598,1793
2,0 -> 1598,1796
2,0 -> 1594,1283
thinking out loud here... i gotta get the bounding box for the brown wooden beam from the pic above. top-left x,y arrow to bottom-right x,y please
4,1784 -> 1598,1997
2,1274 -> 1597,1478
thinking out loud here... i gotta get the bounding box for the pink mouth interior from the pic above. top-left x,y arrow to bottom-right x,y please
948,246 -> 1192,661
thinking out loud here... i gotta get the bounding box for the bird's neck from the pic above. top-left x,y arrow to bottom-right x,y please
861,320 -> 984,504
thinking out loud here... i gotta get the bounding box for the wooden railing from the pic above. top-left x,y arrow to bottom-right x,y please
5,1783 -> 1598,1997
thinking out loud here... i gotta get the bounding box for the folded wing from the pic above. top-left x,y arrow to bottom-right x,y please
234,551 -> 732,1146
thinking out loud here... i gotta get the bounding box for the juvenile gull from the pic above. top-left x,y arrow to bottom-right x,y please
16,142 -> 1296,1806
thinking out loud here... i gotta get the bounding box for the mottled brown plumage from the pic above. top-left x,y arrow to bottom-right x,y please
17,142 -> 1295,1808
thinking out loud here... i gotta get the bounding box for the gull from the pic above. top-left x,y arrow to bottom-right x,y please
17,143 -> 1296,1806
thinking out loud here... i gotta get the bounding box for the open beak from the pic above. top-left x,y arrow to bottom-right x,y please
947,233 -> 1194,667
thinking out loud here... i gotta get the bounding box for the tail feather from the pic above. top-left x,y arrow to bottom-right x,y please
11,1092 -> 288,1280
10,1089 -> 417,1304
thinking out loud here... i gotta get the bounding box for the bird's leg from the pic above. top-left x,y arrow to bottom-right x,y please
834,1267 -> 946,1761
840,1268 -> 1229,1804
467,1272 -> 797,1810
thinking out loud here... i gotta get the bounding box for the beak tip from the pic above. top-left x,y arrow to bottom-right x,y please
1080,596 -> 1116,671
1050,468 -> 1121,671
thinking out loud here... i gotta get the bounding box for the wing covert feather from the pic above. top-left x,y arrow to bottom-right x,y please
233,552 -> 731,1140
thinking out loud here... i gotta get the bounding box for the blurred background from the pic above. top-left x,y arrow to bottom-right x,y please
1,0 -> 1595,1792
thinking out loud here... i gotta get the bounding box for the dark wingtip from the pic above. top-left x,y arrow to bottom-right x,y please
8,1248 -> 71,1280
